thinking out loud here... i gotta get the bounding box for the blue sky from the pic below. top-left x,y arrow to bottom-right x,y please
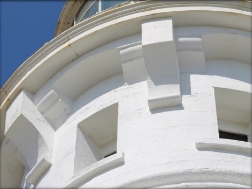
0,1 -> 66,87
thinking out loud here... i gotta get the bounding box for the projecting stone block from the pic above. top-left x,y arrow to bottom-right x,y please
37,90 -> 59,114
176,37 -> 206,73
119,42 -> 147,84
25,157 -> 52,185
5,90 -> 55,169
142,18 -> 181,110
36,90 -> 73,129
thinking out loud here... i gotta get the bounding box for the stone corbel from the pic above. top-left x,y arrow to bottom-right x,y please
5,90 -> 55,183
142,17 -> 181,110
36,89 -> 73,129
118,42 -> 147,85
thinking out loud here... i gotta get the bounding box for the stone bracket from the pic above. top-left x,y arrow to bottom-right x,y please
5,90 -> 55,169
195,139 -> 252,154
25,156 -> 52,185
119,42 -> 147,85
36,90 -> 73,128
142,18 -> 181,110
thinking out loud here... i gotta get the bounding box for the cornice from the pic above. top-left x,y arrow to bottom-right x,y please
0,1 -> 251,143
54,0 -> 252,36
1,2 -> 251,107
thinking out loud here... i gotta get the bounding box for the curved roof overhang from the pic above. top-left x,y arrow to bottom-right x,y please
0,1 -> 251,143
55,0 -> 252,37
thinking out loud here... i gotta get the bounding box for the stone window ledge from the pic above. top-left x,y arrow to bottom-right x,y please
195,138 -> 252,154
25,156 -> 52,185
65,152 -> 124,188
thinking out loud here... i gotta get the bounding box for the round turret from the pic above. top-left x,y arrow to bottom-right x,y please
1,1 -> 251,188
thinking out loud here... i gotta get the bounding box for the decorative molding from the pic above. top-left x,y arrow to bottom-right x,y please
1,2 -> 250,111
195,138 -> 252,154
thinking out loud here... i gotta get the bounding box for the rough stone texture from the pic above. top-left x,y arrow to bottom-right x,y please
0,1 -> 251,188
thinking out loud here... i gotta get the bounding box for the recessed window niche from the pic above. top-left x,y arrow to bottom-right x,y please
214,88 -> 251,142
74,103 -> 118,174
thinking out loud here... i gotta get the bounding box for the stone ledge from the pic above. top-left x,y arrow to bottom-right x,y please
195,138 -> 252,154
65,152 -> 124,188
25,156 -> 52,185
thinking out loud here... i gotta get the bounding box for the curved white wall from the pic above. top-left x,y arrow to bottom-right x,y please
1,1 -> 251,188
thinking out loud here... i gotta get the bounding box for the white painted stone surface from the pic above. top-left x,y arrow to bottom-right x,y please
142,18 -> 181,110
0,1 -> 251,188
25,156 -> 52,185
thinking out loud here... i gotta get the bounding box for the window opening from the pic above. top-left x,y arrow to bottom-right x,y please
104,151 -> 117,158
101,0 -> 126,11
74,103 -> 118,174
83,0 -> 99,20
214,88 -> 251,143
75,0 -> 128,25
219,130 -> 248,142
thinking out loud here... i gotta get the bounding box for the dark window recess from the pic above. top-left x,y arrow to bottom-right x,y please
104,151 -> 116,158
101,0 -> 127,11
219,130 -> 248,142
83,0 -> 99,20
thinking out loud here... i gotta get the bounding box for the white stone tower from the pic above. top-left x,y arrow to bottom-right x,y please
1,1 -> 251,188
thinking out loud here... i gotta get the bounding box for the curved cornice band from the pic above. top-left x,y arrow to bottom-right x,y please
0,2 -> 251,143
